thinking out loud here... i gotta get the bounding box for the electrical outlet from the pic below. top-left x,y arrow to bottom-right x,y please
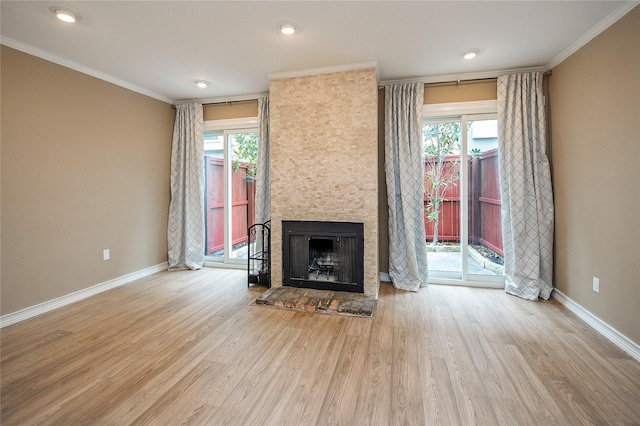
593,276 -> 599,293
103,249 -> 110,261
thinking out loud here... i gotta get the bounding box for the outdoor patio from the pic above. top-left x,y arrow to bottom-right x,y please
426,245 -> 504,276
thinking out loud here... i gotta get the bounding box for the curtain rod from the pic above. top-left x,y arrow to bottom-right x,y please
378,77 -> 495,90
172,98 -> 259,109
379,70 -> 552,89
424,77 -> 497,88
202,99 -> 259,107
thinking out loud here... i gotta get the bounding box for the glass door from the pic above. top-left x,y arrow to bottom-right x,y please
423,119 -> 462,279
467,119 -> 504,280
204,127 -> 258,265
423,114 -> 504,285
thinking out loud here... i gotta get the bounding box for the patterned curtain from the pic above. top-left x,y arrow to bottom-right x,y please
255,97 -> 270,225
167,102 -> 205,270
497,72 -> 554,300
253,97 -> 270,273
384,83 -> 429,291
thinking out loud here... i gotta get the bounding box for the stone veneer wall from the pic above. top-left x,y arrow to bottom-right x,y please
269,68 -> 379,297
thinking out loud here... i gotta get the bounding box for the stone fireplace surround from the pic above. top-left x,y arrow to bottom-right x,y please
268,65 -> 379,297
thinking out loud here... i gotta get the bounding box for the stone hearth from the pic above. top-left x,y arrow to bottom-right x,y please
254,287 -> 375,317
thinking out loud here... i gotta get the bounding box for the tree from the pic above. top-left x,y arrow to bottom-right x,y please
423,122 -> 460,245
232,133 -> 258,179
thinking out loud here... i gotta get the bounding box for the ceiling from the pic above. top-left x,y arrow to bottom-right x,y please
1,1 -> 637,104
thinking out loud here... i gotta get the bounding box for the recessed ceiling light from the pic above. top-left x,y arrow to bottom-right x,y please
49,6 -> 80,23
462,49 -> 478,60
194,80 -> 209,88
278,22 -> 297,35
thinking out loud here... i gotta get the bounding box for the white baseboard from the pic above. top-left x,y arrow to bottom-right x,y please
552,289 -> 640,362
0,262 -> 168,328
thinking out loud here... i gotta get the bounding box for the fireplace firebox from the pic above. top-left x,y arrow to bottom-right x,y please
282,221 -> 364,293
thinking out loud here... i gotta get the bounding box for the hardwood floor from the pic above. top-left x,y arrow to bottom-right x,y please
2,268 -> 639,425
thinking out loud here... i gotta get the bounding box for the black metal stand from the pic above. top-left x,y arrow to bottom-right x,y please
248,221 -> 271,288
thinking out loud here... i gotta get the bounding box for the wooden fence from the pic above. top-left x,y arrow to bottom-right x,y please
424,149 -> 503,256
204,157 -> 256,255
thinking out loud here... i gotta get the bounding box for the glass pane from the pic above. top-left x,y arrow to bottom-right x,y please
467,120 -> 504,276
423,121 -> 462,275
204,131 -> 225,257
229,132 -> 258,259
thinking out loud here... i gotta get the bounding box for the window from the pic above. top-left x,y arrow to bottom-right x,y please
423,101 -> 504,286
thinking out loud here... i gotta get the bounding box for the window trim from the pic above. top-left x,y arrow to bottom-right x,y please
423,100 -> 497,118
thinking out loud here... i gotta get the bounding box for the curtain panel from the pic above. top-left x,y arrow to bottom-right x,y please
384,83 -> 429,292
167,102 -> 205,270
253,97 -> 271,273
497,72 -> 554,300
255,97 -> 270,225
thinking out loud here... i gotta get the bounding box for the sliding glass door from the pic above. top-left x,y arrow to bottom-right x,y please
423,106 -> 504,286
423,119 -> 463,277
467,119 -> 503,278
203,119 -> 258,265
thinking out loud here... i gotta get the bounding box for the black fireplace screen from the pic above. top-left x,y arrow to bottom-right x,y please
283,221 -> 364,293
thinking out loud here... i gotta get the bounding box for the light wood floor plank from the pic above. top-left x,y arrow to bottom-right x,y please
2,268 -> 639,425
352,284 -> 394,426
316,334 -> 369,425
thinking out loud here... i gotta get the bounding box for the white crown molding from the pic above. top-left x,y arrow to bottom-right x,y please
0,262 -> 168,328
267,60 -> 379,81
552,289 -> 640,362
1,36 -> 175,104
180,92 -> 270,105
380,66 -> 548,86
546,1 -> 639,70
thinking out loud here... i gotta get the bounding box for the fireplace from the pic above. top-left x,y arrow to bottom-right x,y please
282,221 -> 364,293
269,67 -> 379,297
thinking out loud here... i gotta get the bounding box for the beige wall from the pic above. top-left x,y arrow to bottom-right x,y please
270,69 -> 379,296
377,81 -> 498,273
424,80 -> 497,104
1,46 -> 174,315
549,6 -> 640,344
203,101 -> 258,121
